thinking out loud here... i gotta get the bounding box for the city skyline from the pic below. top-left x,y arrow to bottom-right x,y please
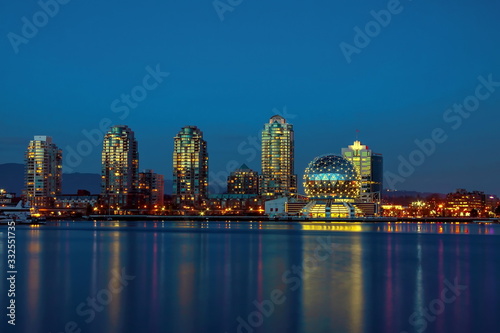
2,2 -> 500,333
2,1 -> 500,196
17,121 -> 498,218
4,116 -> 500,197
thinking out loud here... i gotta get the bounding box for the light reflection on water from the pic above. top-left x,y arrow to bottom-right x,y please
0,221 -> 499,333
43,220 -> 498,235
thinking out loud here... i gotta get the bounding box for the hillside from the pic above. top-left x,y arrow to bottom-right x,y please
0,163 -> 173,195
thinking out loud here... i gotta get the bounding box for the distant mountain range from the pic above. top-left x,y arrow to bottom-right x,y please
383,190 -> 445,199
383,190 -> 445,205
0,163 -> 173,195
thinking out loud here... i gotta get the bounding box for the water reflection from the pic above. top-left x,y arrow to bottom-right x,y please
107,231 -> 121,331
1,221 -> 499,333
27,228 -> 41,333
375,222 -> 491,234
302,223 -> 363,232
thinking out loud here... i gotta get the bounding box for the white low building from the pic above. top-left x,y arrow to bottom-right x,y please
265,197 -> 288,217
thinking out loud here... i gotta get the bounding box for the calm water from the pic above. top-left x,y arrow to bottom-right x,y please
0,221 -> 499,333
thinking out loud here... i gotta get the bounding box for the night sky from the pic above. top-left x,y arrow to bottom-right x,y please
1,0 -> 499,195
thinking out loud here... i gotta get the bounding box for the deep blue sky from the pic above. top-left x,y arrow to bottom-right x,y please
1,0 -> 499,195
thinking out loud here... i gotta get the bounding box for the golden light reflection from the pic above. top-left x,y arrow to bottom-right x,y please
108,231 -> 121,327
379,223 -> 474,234
27,229 -> 41,332
178,237 -> 196,322
348,235 -> 364,333
302,224 -> 363,232
301,233 -> 364,333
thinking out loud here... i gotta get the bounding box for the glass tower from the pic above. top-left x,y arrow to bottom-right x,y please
341,140 -> 383,203
24,136 -> 62,209
260,115 -> 297,198
173,126 -> 208,206
101,125 -> 139,210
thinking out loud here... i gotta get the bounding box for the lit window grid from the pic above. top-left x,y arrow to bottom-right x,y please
101,126 -> 139,207
260,117 -> 296,196
341,141 -> 383,203
24,137 -> 62,208
173,126 -> 208,203
227,169 -> 259,195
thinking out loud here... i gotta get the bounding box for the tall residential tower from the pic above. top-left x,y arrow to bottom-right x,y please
101,125 -> 139,209
24,136 -> 62,208
341,140 -> 383,203
173,126 -> 208,206
260,115 -> 297,198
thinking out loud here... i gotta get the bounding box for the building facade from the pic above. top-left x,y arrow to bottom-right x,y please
139,169 -> 165,210
101,125 -> 139,210
55,194 -> 99,216
207,194 -> 262,215
445,189 -> 486,217
227,164 -> 259,195
341,140 -> 383,204
173,126 -> 208,206
260,115 -> 297,198
0,189 -> 15,205
24,136 -> 62,208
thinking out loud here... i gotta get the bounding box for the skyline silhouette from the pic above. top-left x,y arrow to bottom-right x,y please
2,0 -> 499,195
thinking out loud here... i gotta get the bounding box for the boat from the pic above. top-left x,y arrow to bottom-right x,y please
0,201 -> 44,224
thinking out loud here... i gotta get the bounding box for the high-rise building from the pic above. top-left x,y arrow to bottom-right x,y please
139,169 -> 165,208
173,126 -> 208,206
24,136 -> 62,208
227,164 -> 259,195
341,140 -> 383,203
101,125 -> 139,210
260,115 -> 297,198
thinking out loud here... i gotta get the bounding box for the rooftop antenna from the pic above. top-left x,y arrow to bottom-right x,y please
355,129 -> 360,141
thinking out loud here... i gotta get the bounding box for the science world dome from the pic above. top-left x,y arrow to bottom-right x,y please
303,154 -> 360,200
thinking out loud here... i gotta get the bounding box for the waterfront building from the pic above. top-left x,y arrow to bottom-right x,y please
139,169 -> 165,210
55,193 -> 99,216
101,125 -> 139,211
206,194 -> 262,215
227,164 -> 259,195
302,154 -> 361,218
265,196 -> 309,217
303,155 -> 360,200
485,194 -> 499,215
260,115 -> 297,198
173,126 -> 208,206
0,189 -> 15,205
445,189 -> 486,217
341,140 -> 383,204
24,136 -> 62,209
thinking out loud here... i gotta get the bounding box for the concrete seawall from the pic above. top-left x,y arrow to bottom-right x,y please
86,215 -> 500,223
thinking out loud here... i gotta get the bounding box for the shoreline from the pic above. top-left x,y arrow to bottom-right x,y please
83,215 -> 500,223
